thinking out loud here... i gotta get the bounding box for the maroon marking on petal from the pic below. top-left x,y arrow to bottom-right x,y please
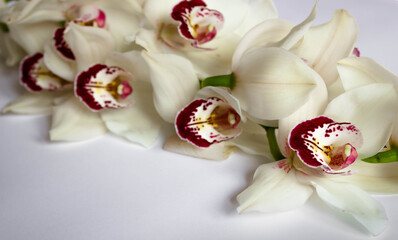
353,47 -> 360,57
53,27 -> 75,60
75,64 -> 108,111
171,0 -> 207,40
289,116 -> 334,167
176,99 -> 213,147
20,53 -> 44,92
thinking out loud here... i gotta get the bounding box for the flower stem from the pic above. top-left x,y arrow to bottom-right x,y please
362,147 -> 398,163
261,126 -> 284,161
200,73 -> 235,89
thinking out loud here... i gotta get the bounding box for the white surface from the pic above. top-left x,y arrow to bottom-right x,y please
1,0 -> 398,239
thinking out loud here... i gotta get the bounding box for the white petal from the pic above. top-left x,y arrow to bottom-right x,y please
232,19 -> 293,70
2,91 -> 62,115
227,119 -> 272,158
63,22 -> 115,72
324,83 -> 398,158
310,178 -> 387,236
237,161 -> 313,213
277,72 -> 328,156
105,51 -> 150,83
292,9 -> 358,86
271,1 -> 317,50
8,22 -> 60,54
392,119 -> 398,148
0,32 -> 25,66
233,47 -> 320,120
100,82 -> 162,147
337,160 -> 398,194
141,51 -> 199,123
337,57 -> 398,91
50,96 -> 107,141
195,86 -> 242,118
163,134 -> 234,161
43,43 -> 76,82
231,0 -> 278,36
95,0 -> 141,51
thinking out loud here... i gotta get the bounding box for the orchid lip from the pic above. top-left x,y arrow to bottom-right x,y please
175,97 -> 241,148
75,64 -> 135,111
53,27 -> 75,60
289,116 -> 363,175
171,0 -> 224,48
20,53 -> 68,92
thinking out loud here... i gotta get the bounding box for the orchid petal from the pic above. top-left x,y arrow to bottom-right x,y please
2,91 -> 62,115
233,47 -> 319,120
324,83 -> 398,158
232,0 -> 277,36
63,22 -> 115,72
392,119 -> 398,148
100,82 -> 162,147
0,32 -> 25,66
227,119 -> 271,158
271,1 -> 317,50
8,22 -> 60,54
50,96 -> 107,141
232,19 -> 293,70
277,71 -> 328,157
95,0 -> 141,51
164,134 -> 234,161
309,178 -> 387,236
43,43 -> 75,82
105,51 -> 150,83
237,160 -> 313,213
141,51 -> 199,123
337,57 -> 398,91
337,160 -> 398,194
292,9 -> 358,86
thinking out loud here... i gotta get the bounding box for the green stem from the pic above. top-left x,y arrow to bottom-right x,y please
200,73 -> 235,89
261,126 -> 284,161
362,148 -> 398,163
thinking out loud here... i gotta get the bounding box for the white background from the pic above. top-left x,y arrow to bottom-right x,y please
1,0 -> 398,239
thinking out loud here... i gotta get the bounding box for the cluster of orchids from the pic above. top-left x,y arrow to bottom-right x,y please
1,0 -> 398,236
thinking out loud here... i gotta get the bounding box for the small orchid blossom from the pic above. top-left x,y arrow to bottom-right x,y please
237,79 -> 398,235
163,86 -> 271,161
136,0 -> 277,77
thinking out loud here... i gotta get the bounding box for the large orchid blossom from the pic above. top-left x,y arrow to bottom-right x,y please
135,0 -> 277,78
237,75 -> 398,235
201,2 -> 358,123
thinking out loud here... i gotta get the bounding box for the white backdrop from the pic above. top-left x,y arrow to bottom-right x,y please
1,0 -> 397,239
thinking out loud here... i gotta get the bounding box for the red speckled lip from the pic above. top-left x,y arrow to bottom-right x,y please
171,0 -> 207,40
75,64 -> 134,111
289,116 -> 362,174
20,53 -> 66,92
175,97 -> 241,148
171,0 -> 224,47
20,53 -> 44,92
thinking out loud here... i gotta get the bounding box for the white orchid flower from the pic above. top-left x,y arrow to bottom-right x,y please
211,2 -> 358,122
164,86 -> 271,160
0,0 -> 65,61
136,0 -> 277,78
237,81 -> 398,235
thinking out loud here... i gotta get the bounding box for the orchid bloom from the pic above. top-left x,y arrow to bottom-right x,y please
219,2 -> 358,122
237,76 -> 398,235
136,0 -> 277,78
0,0 -> 65,65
